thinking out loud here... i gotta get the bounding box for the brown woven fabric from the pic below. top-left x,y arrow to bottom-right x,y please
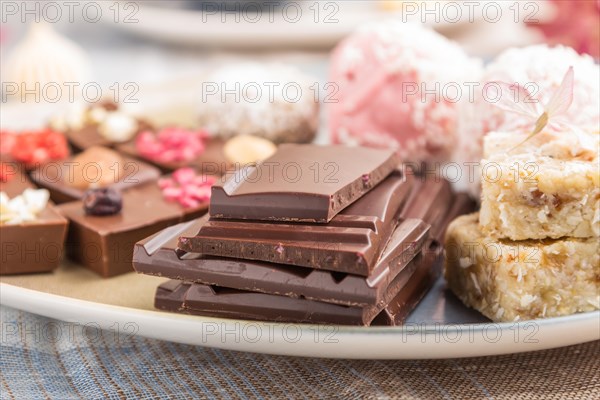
187,341 -> 600,400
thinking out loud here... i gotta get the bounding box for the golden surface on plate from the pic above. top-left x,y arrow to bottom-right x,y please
1,261 -> 168,310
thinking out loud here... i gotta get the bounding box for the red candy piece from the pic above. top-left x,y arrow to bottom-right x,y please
0,131 -> 16,155
9,129 -> 69,168
159,167 -> 215,208
136,127 -> 208,163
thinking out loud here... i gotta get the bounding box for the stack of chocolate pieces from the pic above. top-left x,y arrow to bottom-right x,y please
133,145 -> 474,325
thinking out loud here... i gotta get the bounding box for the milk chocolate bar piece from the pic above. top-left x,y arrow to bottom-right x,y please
371,251 -> 440,326
155,251 -> 439,326
179,170 -> 413,274
1,166 -> 68,275
134,217 -> 429,307
58,183 -> 208,277
400,177 -> 454,226
0,207 -> 68,275
210,144 -> 399,222
30,154 -> 160,204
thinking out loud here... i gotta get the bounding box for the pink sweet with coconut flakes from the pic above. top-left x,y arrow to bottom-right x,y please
329,22 -> 481,163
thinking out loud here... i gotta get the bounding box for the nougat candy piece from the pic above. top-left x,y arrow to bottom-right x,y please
445,213 -> 599,322
480,131 -> 599,240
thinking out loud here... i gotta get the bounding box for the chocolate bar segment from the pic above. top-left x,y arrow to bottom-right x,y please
135,217 -> 429,306
371,251 -> 441,326
1,166 -> 68,275
1,205 -> 68,275
179,170 -> 413,274
58,182 -> 208,277
30,155 -> 160,204
209,144 -> 399,222
135,177 -> 475,304
154,279 -> 190,312
155,250 -> 439,326
179,174 -> 466,276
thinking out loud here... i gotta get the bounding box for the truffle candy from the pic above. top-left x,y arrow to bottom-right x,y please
197,63 -> 319,144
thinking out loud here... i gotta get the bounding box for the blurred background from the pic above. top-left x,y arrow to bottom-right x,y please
1,0 -> 598,131
2,1 -> 598,82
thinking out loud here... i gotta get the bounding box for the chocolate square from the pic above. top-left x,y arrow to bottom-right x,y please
58,183 -> 208,277
1,168 -> 68,275
30,154 -> 161,204
209,144 -> 399,222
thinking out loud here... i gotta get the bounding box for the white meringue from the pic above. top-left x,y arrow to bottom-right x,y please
0,189 -> 50,225
3,23 -> 91,102
99,112 -> 139,142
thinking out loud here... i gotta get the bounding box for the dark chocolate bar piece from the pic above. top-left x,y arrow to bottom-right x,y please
155,250 -> 439,326
135,216 -> 429,307
179,174 -> 463,276
179,170 -> 413,274
371,252 -> 441,326
154,279 -> 190,312
209,144 -> 399,222
135,178 -> 475,305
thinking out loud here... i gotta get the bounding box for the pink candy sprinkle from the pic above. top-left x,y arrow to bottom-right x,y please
172,167 -> 196,184
159,168 -> 214,208
136,127 -> 208,163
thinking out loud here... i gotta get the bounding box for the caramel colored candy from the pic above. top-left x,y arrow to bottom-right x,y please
223,135 -> 277,165
69,146 -> 125,189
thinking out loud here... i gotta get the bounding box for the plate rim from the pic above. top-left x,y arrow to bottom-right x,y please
106,1 -> 507,48
2,282 -> 599,359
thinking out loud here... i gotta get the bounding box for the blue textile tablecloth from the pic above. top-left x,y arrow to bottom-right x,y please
1,306 -> 599,399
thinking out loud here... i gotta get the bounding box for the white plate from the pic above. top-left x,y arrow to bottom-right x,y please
107,1 -> 503,48
2,83 -> 597,360
2,278 -> 598,359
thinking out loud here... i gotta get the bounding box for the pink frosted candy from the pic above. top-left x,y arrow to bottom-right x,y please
162,186 -> 183,201
136,127 -> 208,163
158,167 -> 214,208
329,22 -> 481,163
172,167 -> 196,184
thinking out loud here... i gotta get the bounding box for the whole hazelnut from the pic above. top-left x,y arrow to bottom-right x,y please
69,146 -> 125,189
224,135 -> 277,166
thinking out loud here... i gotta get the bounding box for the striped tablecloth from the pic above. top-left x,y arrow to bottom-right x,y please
1,306 -> 598,399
